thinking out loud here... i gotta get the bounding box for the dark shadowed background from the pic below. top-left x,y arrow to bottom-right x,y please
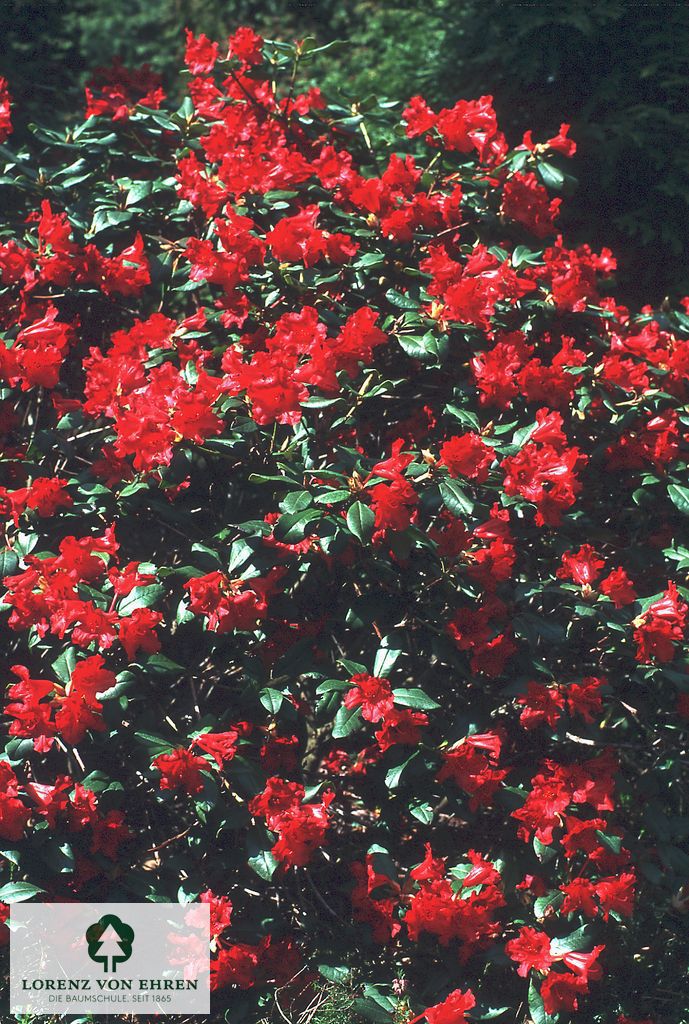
2,0 -> 688,306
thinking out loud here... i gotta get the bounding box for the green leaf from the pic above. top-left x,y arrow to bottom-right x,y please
352,996 -> 395,1023
118,583 -> 164,616
397,332 -> 448,363
314,488 -> 351,505
392,688 -> 440,710
668,483 -> 689,516
247,847 -> 279,881
332,703 -> 363,738
473,1006 -> 511,1021
550,924 -> 592,955
512,245 -> 543,269
533,836 -> 556,863
52,646 -> 77,684
247,828 -> 279,880
0,881 -> 45,903
135,731 -> 173,756
537,161 -> 565,191
595,829 -> 622,854
439,478 -> 475,518
385,288 -> 419,309
373,644 -> 402,678
272,508 -> 321,543
260,688 -> 285,714
279,490 -> 313,514
408,800 -> 434,824
385,751 -> 419,789
318,964 -> 351,984
354,252 -> 385,269
347,501 -> 375,544
534,890 -> 564,918
0,548 -> 19,578
527,978 -> 553,1024
42,839 -> 75,874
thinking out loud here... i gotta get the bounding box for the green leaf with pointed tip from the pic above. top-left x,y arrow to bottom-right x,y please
0,881 -> 45,903
347,501 -> 375,544
439,478 -> 475,518
392,688 -> 440,710
332,703 -> 363,738
668,484 -> 689,516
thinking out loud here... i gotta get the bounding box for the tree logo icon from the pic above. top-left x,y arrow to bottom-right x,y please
85,914 -> 135,973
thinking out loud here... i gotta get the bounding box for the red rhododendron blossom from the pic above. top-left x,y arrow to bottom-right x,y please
437,733 -> 508,808
184,30 -> 219,74
505,926 -> 554,977
439,433 -> 493,482
153,748 -> 209,794
249,776 -> 333,867
184,571 -> 274,633
0,77 -> 11,142
192,729 -> 239,768
423,987 -> 476,1024
501,172 -> 561,237
517,682 -> 565,730
85,58 -> 165,120
599,567 -> 637,607
540,972 -> 588,1014
557,545 -> 605,586
343,673 -> 394,722
633,582 -> 687,662
0,762 -> 31,840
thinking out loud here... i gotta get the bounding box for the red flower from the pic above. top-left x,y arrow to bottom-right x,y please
343,673 -> 394,722
505,926 -> 554,977
410,843 -> 446,883
557,545 -> 605,586
199,889 -> 233,938
566,676 -> 605,723
560,877 -> 598,917
228,26 -> 264,65
153,747 -> 209,795
596,872 -> 636,920
600,567 -> 637,607
54,654 -> 116,745
633,582 -> 687,663
184,30 -> 219,74
267,205 -> 358,267
192,729 -> 239,768
249,776 -> 333,867
0,762 -> 30,840
375,708 -> 428,751
370,477 -> 418,532
423,988 -> 476,1024
5,664 -> 56,750
517,682 -> 565,730
502,172 -> 560,238
502,438 -> 586,526
184,571 -> 272,633
540,971 -> 588,1014
437,733 -> 507,808
439,433 -> 493,482
0,77 -> 11,143
118,606 -> 163,659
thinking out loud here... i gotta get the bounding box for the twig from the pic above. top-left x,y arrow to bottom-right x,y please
304,868 -> 342,922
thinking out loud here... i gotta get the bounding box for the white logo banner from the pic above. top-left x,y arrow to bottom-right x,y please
10,902 -> 210,1015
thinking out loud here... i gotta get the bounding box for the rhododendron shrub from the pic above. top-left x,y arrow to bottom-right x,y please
0,30 -> 688,1024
